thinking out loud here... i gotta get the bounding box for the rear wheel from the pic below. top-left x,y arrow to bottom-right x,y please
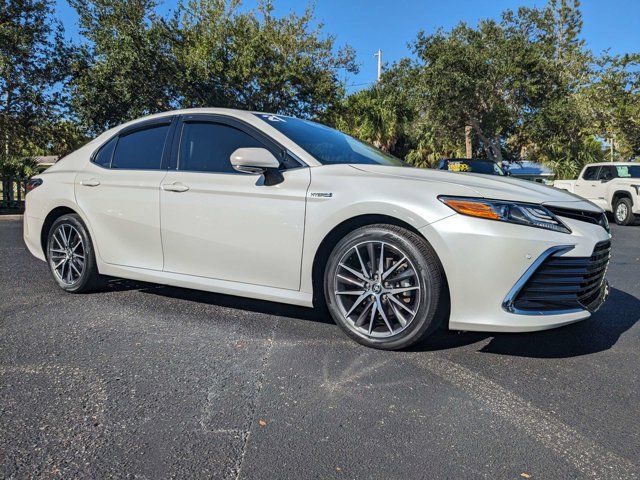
46,214 -> 102,292
614,197 -> 634,226
324,224 -> 448,350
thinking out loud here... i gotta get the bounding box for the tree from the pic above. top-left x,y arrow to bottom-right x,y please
343,0 -> 623,178
0,0 -> 70,162
328,62 -> 414,154
584,54 -> 640,160
68,0 -> 178,133
174,0 -> 357,117
411,16 -> 554,162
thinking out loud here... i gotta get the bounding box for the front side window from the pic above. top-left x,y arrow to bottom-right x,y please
93,137 -> 117,168
583,166 -> 600,180
111,124 -> 170,170
178,122 -> 266,173
598,166 -> 617,181
254,114 -> 407,167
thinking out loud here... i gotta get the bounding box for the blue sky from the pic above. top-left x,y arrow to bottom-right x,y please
54,0 -> 640,91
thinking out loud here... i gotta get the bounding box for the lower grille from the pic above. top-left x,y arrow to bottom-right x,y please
511,240 -> 611,313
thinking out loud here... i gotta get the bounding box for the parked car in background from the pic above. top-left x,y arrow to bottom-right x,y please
505,161 -> 555,185
23,109 -> 612,350
435,158 -> 506,176
553,162 -> 640,225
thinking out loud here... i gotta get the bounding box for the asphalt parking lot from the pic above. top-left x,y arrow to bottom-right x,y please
1,216 -> 639,479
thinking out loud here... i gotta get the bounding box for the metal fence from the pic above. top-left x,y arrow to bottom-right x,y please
0,176 -> 29,211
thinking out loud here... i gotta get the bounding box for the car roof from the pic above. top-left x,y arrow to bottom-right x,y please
584,162 -> 638,167
442,158 -> 496,162
122,107 -> 262,122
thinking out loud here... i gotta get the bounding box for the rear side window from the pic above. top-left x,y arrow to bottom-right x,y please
178,122 -> 266,173
111,124 -> 170,170
93,137 -> 117,167
582,166 -> 600,180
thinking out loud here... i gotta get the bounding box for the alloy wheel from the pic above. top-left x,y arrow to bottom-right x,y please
49,223 -> 86,286
332,241 -> 423,338
616,203 -> 628,223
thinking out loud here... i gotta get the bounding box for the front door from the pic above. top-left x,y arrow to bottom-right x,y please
160,115 -> 310,290
591,165 -> 616,210
75,118 -> 174,270
574,165 -> 601,202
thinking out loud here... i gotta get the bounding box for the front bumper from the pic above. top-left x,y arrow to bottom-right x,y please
420,213 -> 611,332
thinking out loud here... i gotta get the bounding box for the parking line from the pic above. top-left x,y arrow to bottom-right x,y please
411,356 -> 639,479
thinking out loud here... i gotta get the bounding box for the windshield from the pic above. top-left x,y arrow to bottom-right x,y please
615,165 -> 640,178
253,114 -> 407,167
444,159 -> 505,176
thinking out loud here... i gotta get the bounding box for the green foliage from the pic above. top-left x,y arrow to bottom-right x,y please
583,53 -> 640,160
330,0 -> 638,179
2,0 -> 639,183
67,0 -> 357,132
328,67 -> 413,153
68,0 -> 179,133
175,0 -> 357,117
0,0 -> 71,163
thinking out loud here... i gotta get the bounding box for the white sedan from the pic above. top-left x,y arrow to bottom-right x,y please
23,109 -> 612,350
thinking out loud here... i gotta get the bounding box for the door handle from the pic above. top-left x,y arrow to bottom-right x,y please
162,182 -> 190,192
81,179 -> 100,187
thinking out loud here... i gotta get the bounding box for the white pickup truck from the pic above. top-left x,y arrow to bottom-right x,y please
553,162 -> 640,225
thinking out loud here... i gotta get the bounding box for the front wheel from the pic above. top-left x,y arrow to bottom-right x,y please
614,198 -> 635,226
46,214 -> 102,293
324,224 -> 448,350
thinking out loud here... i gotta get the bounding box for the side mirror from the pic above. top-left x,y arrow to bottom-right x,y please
230,147 -> 280,174
230,147 -> 284,186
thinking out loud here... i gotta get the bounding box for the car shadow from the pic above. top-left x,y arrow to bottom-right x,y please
101,276 -> 333,324
102,277 -> 638,358
416,287 -> 639,358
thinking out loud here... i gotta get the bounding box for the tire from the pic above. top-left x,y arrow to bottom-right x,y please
46,213 -> 103,293
324,224 -> 449,350
613,197 -> 634,226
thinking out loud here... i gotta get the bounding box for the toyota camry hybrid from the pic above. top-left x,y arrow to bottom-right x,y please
23,109 -> 612,350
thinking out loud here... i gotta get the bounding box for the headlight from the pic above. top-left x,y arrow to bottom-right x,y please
439,196 -> 572,234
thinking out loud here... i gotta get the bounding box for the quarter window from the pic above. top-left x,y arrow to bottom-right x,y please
93,137 -> 117,168
178,122 -> 268,173
111,124 -> 170,170
582,166 -> 600,181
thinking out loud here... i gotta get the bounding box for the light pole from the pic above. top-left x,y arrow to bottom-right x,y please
374,49 -> 382,82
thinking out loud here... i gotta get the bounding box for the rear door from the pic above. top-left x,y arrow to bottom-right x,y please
75,118 -> 175,270
159,114 -> 310,290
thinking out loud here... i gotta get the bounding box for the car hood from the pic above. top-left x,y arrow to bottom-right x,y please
350,165 -> 603,212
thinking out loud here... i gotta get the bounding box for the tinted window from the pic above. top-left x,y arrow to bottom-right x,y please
111,124 -> 170,170
253,114 -> 406,167
597,166 -> 616,181
444,159 -> 505,175
615,165 -> 640,178
178,122 -> 266,173
93,137 -> 116,167
582,166 -> 600,180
